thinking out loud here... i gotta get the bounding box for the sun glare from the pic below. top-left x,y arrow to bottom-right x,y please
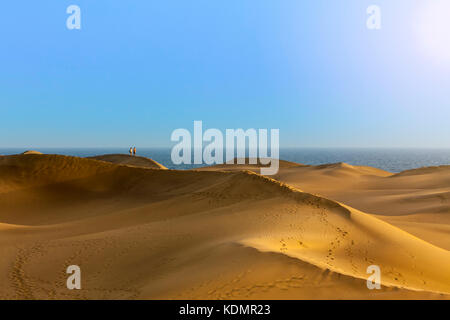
416,0 -> 450,65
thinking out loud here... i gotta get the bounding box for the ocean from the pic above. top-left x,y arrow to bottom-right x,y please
1,148 -> 450,173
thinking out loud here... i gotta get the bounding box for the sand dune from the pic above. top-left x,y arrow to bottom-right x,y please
201,159 -> 450,250
0,154 -> 449,299
89,154 -> 167,169
22,150 -> 43,155
392,165 -> 450,177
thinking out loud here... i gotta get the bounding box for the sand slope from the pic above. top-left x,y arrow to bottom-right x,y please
0,155 -> 449,299
201,160 -> 450,250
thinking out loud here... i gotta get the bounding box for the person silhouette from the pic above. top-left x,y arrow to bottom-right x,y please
129,147 -> 133,156
133,147 -> 136,156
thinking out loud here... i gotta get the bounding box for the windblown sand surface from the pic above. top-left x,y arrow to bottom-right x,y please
201,160 -> 450,250
0,154 -> 449,299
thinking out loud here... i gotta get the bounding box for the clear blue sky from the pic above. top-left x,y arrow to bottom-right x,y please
1,1 -> 449,148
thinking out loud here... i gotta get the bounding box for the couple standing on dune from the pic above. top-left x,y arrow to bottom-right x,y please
129,147 -> 136,156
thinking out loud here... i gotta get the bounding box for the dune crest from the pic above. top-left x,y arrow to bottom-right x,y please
22,150 -> 43,155
89,154 -> 167,169
392,165 -> 450,177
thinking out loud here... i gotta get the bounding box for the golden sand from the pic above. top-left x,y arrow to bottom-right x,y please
0,154 -> 449,299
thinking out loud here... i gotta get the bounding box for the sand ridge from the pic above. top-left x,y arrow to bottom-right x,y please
89,154 -> 167,169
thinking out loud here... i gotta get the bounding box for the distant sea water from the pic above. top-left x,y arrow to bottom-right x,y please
1,148 -> 450,173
